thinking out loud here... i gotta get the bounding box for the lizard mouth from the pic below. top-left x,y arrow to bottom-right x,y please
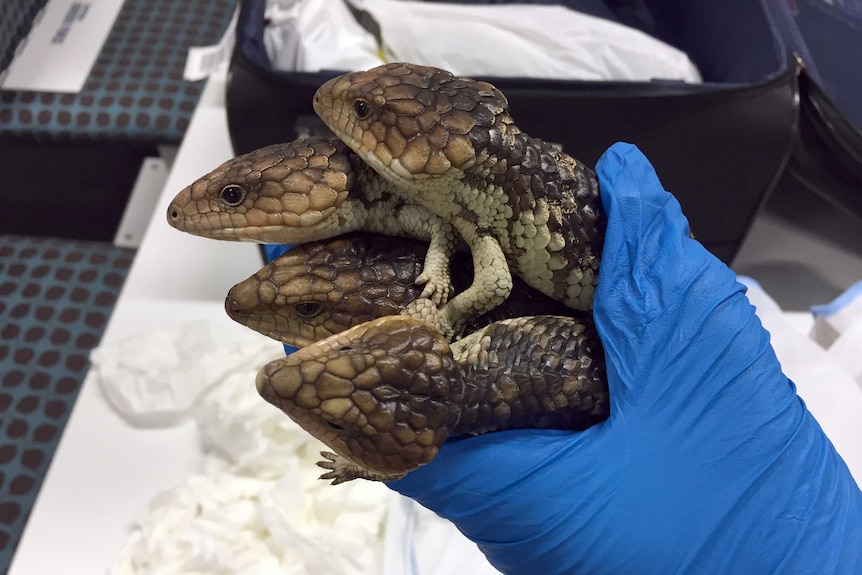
194,226 -> 314,244
333,132 -> 408,186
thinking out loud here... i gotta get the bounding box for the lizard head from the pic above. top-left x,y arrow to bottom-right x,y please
224,233 -> 425,348
167,137 -> 357,243
255,315 -> 461,479
313,62 -> 509,191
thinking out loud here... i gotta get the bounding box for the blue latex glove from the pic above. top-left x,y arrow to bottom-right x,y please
263,243 -> 299,355
263,244 -> 293,262
387,143 -> 862,573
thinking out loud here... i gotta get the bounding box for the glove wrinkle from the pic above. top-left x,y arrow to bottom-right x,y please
595,273 -> 749,412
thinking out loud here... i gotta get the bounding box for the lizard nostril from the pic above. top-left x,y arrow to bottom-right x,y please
224,296 -> 245,318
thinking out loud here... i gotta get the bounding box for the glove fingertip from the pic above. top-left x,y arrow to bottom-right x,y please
596,143 -> 667,217
595,142 -> 641,178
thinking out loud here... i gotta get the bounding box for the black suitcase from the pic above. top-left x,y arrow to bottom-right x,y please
225,0 -> 862,264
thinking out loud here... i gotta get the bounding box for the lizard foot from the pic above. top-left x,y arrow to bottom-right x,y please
416,269 -> 453,307
317,451 -> 407,484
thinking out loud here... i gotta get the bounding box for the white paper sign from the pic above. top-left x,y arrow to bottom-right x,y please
1,0 -> 123,93
183,6 -> 238,82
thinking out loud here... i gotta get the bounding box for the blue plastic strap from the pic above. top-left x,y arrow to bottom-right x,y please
811,279 -> 862,318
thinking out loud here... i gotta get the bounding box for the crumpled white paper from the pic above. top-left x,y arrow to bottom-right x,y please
96,323 -> 389,575
263,0 -> 701,83
91,320 -> 272,428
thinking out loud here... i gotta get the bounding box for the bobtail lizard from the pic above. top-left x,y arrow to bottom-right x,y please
225,232 -> 574,346
313,62 -> 605,336
256,314 -> 608,483
167,137 -> 458,305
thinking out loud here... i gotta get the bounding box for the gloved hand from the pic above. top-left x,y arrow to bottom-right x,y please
387,143 -> 862,574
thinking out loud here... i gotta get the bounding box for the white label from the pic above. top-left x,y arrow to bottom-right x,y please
113,157 -> 169,248
183,7 -> 238,82
0,0 -> 123,93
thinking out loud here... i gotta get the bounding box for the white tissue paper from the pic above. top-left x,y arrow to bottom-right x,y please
96,323 -> 389,575
92,320 -> 272,427
262,0 -> 701,83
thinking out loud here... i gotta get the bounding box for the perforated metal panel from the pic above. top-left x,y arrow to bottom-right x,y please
0,0 -> 48,77
0,234 -> 134,573
0,0 -> 236,143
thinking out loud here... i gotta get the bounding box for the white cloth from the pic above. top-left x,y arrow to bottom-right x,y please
262,0 -> 702,82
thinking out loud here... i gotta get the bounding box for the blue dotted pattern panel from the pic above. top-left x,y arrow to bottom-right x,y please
0,0 -> 48,76
0,0 -> 236,144
0,234 -> 134,574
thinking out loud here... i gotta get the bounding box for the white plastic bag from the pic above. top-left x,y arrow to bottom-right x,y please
262,0 -> 701,82
356,0 -> 701,82
263,0 -> 382,72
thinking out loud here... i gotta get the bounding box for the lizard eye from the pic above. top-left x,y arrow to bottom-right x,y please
328,421 -> 345,431
219,184 -> 246,206
352,98 -> 372,120
294,302 -> 323,318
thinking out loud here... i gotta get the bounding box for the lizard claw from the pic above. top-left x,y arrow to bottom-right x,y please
317,451 -> 360,485
416,271 -> 453,306
317,451 -> 408,484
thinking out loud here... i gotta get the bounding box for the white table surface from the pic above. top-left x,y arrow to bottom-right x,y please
9,70 -> 265,574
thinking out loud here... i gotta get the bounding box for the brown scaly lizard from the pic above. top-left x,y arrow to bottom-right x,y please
313,62 -> 605,337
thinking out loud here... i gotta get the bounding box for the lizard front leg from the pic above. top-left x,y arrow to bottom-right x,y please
317,451 -> 409,484
437,234 -> 513,339
393,204 -> 458,306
